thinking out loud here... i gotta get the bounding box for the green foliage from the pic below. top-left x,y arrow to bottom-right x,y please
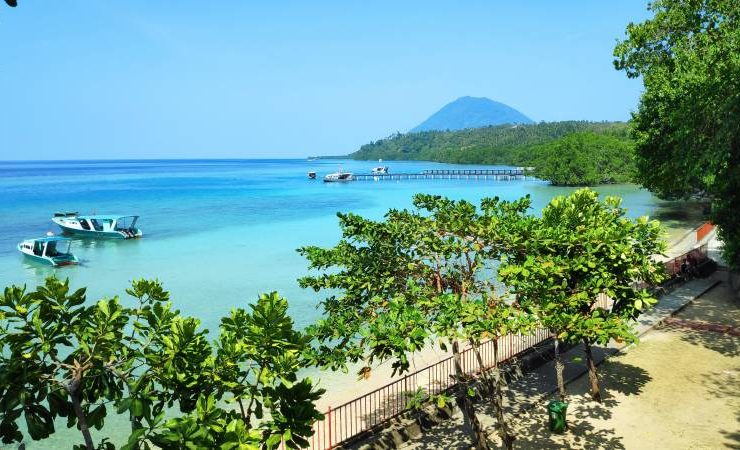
299,193 -> 533,375
614,0 -> 740,269
0,279 -> 323,450
500,189 -> 666,345
531,132 -> 635,186
300,193 -> 535,449
350,120 -> 631,171
498,189 -> 666,400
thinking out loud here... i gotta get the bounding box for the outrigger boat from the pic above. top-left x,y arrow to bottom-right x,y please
323,171 -> 353,182
18,236 -> 79,266
52,212 -> 143,239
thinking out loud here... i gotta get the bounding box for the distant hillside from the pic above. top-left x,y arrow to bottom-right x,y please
350,121 -> 631,166
411,96 -> 533,132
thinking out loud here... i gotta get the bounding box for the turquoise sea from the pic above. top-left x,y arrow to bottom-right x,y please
0,159 -> 700,448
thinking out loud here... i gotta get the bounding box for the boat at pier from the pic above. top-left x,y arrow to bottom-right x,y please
324,171 -> 353,182
52,213 -> 143,239
18,236 -> 78,266
371,166 -> 389,174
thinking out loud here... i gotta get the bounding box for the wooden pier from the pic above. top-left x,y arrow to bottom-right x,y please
351,168 -> 526,182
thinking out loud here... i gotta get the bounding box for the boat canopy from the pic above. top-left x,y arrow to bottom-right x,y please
28,236 -> 73,244
75,214 -> 139,221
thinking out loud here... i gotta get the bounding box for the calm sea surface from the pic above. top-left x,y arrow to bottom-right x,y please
0,159 -> 700,448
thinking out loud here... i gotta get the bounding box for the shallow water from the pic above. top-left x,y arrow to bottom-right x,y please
0,159 -> 702,448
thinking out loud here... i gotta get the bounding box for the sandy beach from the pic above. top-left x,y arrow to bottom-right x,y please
399,270 -> 738,449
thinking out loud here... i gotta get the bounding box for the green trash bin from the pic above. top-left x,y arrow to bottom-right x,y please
548,400 -> 568,433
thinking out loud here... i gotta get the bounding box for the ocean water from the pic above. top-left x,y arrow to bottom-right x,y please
0,159 -> 688,331
0,159 -> 699,448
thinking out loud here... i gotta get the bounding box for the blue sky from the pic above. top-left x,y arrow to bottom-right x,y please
0,1 -> 649,160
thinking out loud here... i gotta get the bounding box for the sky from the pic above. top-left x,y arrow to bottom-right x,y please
0,1 -> 650,160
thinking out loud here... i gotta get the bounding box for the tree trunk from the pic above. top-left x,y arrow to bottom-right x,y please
452,340 -> 490,450
553,335 -> 566,402
492,339 -> 515,450
583,339 -> 602,402
470,340 -> 515,450
70,390 -> 95,450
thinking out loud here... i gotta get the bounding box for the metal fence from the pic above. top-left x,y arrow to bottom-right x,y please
308,327 -> 553,450
305,245 -> 708,449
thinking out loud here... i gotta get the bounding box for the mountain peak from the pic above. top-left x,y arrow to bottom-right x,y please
411,96 -> 533,132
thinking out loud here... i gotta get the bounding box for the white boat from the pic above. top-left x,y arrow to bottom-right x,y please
323,171 -> 353,182
371,166 -> 389,174
52,213 -> 142,239
18,236 -> 79,266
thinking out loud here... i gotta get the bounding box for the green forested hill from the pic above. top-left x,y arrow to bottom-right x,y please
350,121 -> 630,165
347,121 -> 634,185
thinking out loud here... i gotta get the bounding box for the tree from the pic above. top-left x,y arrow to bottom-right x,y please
299,194 -> 533,449
614,0 -> 740,270
144,292 -> 324,450
0,277 -> 146,449
532,132 -> 635,186
498,189 -> 665,402
0,278 -> 324,450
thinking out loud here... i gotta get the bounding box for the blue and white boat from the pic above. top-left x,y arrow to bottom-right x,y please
52,212 -> 143,239
18,236 -> 79,266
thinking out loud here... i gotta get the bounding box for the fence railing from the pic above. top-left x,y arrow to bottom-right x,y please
663,243 -> 708,278
308,328 -> 553,450
305,244 -> 709,449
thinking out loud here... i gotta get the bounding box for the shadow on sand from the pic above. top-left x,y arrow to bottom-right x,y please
497,359 -> 651,450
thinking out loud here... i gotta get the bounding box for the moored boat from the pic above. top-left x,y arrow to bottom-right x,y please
308,171 -> 317,179
52,213 -> 143,239
18,236 -> 79,266
323,171 -> 353,182
371,166 -> 389,174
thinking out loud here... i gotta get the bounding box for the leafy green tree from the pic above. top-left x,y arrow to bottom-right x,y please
0,277 -> 213,450
300,194 -> 533,449
0,279 -> 323,450
499,189 -> 665,402
532,132 -> 635,186
210,292 -> 325,449
0,277 -> 136,449
614,0 -> 740,269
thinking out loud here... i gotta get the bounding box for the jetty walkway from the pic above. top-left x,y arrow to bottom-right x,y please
351,168 -> 526,181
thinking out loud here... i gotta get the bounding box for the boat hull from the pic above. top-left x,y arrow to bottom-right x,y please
18,248 -> 78,267
55,224 -> 143,239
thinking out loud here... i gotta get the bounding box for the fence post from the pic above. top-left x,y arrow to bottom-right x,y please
327,405 -> 332,450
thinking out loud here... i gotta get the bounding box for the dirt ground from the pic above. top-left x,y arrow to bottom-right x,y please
404,273 -> 740,450
508,275 -> 739,450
